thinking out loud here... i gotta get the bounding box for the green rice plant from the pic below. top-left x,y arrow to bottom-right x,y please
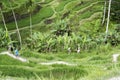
55,0 -> 72,12
0,71 -> 2,77
33,72 -> 41,80
0,48 -> 6,52
20,49 -> 41,58
44,0 -> 53,3
78,4 -> 103,20
0,6 -> 54,30
0,65 -> 34,78
52,67 -> 88,79
0,55 -> 26,65
35,66 -> 88,80
73,0 -> 96,11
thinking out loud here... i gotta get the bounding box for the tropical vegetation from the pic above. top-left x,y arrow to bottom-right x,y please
0,0 -> 120,80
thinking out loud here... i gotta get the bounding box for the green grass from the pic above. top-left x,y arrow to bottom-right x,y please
0,0 -> 28,12
0,48 -> 6,52
0,47 -> 120,80
55,0 -> 73,12
0,46 -> 120,80
0,0 -> 104,32
0,6 -> 54,30
44,0 -> 53,3
72,0 -> 103,11
78,2 -> 103,20
73,0 -> 96,11
0,0 -> 120,79
0,55 -> 26,65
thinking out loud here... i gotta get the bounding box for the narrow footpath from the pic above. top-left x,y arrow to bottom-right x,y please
0,51 -> 28,62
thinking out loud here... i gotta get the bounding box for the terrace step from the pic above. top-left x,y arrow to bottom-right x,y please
0,51 -> 28,63
40,61 -> 77,66
79,12 -> 102,25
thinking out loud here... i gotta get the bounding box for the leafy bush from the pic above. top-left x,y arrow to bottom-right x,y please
26,28 -> 118,53
0,28 -> 10,47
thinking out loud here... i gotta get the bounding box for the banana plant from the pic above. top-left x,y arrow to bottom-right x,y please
28,0 -> 35,36
0,4 -> 11,42
0,28 -> 9,47
63,33 -> 71,51
46,38 -> 55,52
71,33 -> 78,44
56,35 -> 63,51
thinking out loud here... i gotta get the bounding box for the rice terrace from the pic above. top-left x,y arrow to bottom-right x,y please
0,0 -> 120,80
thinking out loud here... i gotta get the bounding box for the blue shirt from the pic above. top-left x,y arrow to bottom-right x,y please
15,49 -> 19,55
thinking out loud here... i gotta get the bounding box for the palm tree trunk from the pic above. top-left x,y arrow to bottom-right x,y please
30,13 -> 32,36
8,0 -> 22,47
102,1 -> 107,25
105,0 -> 112,40
0,7 -> 11,41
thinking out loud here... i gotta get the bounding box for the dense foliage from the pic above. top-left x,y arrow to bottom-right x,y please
0,0 -> 119,52
26,29 -> 120,53
0,0 -> 120,79
111,0 -> 120,22
0,28 -> 10,47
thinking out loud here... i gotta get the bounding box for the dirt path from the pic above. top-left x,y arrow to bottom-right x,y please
0,51 -> 28,62
40,61 -> 77,66
0,51 -> 76,66
108,77 -> 120,80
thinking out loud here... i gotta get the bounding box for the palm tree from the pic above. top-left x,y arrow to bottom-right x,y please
0,3 -> 11,42
102,0 -> 107,25
28,0 -> 34,36
8,0 -> 22,47
105,0 -> 112,40
29,10 -> 32,36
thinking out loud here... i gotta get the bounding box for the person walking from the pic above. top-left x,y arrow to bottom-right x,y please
7,44 -> 13,53
14,48 -> 19,57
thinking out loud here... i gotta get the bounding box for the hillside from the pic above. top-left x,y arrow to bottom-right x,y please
0,0 -> 120,80
0,47 -> 120,80
0,0 -> 105,38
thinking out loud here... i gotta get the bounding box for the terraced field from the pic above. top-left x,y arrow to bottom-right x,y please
1,0 -> 120,80
0,0 -> 104,39
0,47 -> 120,80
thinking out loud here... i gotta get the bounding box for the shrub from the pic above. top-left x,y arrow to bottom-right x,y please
0,28 -> 10,48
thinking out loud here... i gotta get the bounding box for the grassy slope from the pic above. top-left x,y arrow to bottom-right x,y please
2,0 -> 106,42
0,0 -> 103,31
0,46 -> 120,80
0,0 -> 119,80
